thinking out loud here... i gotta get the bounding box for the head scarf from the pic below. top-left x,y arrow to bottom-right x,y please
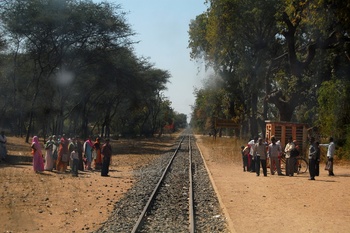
85,137 -> 94,147
32,136 -> 42,151
32,136 -> 39,144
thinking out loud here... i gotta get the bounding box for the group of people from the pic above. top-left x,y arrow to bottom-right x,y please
241,136 -> 292,177
241,135 -> 335,180
31,135 -> 113,177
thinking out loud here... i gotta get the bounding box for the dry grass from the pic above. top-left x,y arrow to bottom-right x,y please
195,136 -> 245,164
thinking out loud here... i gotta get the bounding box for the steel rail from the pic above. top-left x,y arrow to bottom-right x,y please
188,135 -> 195,233
131,136 -> 185,233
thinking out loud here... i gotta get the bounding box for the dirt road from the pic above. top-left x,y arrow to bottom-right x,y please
196,135 -> 350,233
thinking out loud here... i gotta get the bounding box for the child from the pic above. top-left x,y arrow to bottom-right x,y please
70,148 -> 79,177
241,145 -> 249,172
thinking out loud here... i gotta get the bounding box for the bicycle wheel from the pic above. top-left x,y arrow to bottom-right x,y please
297,157 -> 308,174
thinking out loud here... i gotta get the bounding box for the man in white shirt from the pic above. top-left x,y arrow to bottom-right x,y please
284,137 -> 295,176
254,138 -> 268,176
248,137 -> 258,172
319,137 -> 335,176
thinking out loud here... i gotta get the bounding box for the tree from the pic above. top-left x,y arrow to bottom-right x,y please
1,0 -> 135,141
317,79 -> 348,137
189,0 -> 280,136
262,1 -> 348,122
173,113 -> 187,129
189,0 -> 350,131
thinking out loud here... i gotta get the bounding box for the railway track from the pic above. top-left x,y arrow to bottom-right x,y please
96,132 -> 228,232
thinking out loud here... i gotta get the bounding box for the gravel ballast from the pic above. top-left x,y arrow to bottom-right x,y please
96,135 -> 228,232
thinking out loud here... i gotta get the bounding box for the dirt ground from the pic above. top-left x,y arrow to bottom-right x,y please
0,136 -> 172,233
1,135 -> 350,233
195,136 -> 350,233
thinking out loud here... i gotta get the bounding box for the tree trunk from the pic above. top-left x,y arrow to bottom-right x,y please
25,111 -> 34,143
250,92 -> 259,137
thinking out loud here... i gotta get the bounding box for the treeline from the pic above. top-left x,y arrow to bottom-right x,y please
188,0 -> 350,158
0,0 -> 187,142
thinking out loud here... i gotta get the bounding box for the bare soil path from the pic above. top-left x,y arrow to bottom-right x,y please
0,136 -> 171,233
195,135 -> 350,233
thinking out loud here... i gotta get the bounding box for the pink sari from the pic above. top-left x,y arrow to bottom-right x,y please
32,136 -> 44,172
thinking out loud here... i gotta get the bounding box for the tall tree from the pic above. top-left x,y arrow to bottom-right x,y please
189,0 -> 350,130
189,0 -> 280,136
1,0 -> 134,141
266,0 -> 350,122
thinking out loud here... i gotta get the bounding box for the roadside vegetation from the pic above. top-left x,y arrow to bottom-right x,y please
0,0 -> 187,142
188,0 -> 350,160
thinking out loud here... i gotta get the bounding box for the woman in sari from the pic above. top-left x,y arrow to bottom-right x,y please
31,136 -> 44,173
83,136 -> 94,170
94,137 -> 102,170
56,135 -> 69,173
52,135 -> 58,170
44,136 -> 54,171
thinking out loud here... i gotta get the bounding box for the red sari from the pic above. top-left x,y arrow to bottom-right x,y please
56,137 -> 69,172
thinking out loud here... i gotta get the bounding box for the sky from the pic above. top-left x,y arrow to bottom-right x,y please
100,0 -> 210,120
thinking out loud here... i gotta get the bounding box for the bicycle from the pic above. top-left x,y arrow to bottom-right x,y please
294,155 -> 308,174
269,153 -> 308,174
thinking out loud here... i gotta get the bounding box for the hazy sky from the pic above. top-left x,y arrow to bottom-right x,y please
104,0 -> 209,120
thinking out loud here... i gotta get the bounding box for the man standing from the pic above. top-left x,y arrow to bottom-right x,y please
284,137 -> 295,176
268,136 -> 284,176
101,138 -> 112,177
241,145 -> 249,172
308,137 -> 317,180
0,131 -> 7,162
254,138 -> 267,176
320,137 -> 335,176
248,137 -> 258,172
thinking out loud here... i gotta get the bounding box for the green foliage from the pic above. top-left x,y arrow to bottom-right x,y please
190,74 -> 243,134
173,113 -> 187,129
317,79 -> 349,138
189,0 -> 281,136
189,0 -> 350,158
340,125 -> 350,160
